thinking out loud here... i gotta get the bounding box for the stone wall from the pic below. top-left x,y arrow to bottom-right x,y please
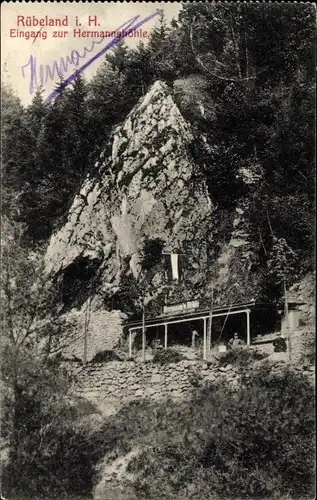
65,355 -> 315,416
68,360 -> 202,415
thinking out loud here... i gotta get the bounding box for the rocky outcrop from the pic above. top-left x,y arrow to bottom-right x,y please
45,81 -> 212,308
44,80 -> 270,360
44,81 -> 216,359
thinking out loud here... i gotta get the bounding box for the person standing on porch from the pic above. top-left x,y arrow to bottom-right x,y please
228,332 -> 245,349
192,330 -> 199,348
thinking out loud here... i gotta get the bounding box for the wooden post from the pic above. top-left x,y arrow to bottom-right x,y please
284,278 -> 291,361
203,318 -> 207,360
142,301 -> 146,362
83,331 -> 88,365
164,323 -> 168,349
207,288 -> 214,356
207,316 -> 211,356
129,329 -> 133,358
246,309 -> 251,346
83,296 -> 90,364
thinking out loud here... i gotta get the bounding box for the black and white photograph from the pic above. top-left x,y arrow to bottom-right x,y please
1,1 -> 316,499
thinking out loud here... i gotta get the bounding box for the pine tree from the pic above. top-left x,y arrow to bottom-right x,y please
62,74 -> 90,192
87,60 -> 140,156
26,87 -> 47,139
123,42 -> 153,96
105,40 -> 129,73
1,83 -> 33,220
148,11 -> 176,81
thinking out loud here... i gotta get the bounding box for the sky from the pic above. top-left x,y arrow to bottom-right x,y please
1,1 -> 181,106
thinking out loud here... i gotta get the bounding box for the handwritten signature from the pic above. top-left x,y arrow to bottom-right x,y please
21,9 -> 162,102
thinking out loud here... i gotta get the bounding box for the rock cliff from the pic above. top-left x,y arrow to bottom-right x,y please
44,81 -> 216,358
44,80 -> 263,359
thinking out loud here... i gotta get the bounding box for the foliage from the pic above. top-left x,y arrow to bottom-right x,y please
217,347 -> 267,366
1,5 -> 314,299
1,83 -> 34,220
1,345 -> 98,498
1,219 -> 98,498
106,369 -> 314,500
267,237 -> 298,287
174,2 -> 315,287
1,217 -> 61,349
1,6 -> 315,498
90,349 -> 124,363
152,348 -> 186,364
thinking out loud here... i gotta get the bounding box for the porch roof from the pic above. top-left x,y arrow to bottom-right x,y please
126,301 -> 272,332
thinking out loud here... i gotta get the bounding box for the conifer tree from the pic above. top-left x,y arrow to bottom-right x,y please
1,83 -> 32,220
148,11 -> 175,81
105,40 -> 129,73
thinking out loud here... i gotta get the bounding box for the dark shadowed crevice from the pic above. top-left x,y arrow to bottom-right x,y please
60,256 -> 101,310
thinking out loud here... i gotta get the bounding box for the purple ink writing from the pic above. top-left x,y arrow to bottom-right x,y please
21,10 -> 162,101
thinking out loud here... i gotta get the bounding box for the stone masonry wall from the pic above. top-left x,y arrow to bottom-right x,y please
68,360 -> 203,415
65,356 -> 315,416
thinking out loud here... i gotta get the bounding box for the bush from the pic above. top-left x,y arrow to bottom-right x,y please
1,345 -> 99,499
122,369 -> 315,499
218,347 -> 268,366
152,348 -> 185,364
299,337 -> 315,366
90,349 -> 123,363
4,347 -> 314,500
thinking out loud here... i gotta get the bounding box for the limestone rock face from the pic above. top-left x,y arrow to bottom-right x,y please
45,81 -> 213,357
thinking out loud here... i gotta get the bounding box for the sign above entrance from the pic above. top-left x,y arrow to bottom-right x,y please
163,300 -> 199,315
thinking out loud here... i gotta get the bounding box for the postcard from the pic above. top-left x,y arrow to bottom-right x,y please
1,1 -> 315,499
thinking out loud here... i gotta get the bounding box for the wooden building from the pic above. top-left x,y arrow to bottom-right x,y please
126,300 -> 281,359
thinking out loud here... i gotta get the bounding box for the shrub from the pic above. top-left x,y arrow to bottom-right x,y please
218,347 -> 268,366
299,336 -> 315,366
123,369 -> 315,499
1,345 -> 99,499
90,349 -> 123,363
5,348 -> 314,500
152,348 -> 185,364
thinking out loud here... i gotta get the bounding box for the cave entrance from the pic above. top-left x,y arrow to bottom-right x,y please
60,256 -> 101,309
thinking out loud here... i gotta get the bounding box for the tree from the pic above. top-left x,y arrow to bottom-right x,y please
267,237 -> 297,358
122,41 -> 154,96
17,76 -> 92,242
26,87 -> 47,139
105,40 -> 129,73
87,62 -> 131,157
1,217 -> 62,356
173,1 -> 315,290
60,74 -> 91,195
0,217 -> 97,498
1,83 -> 33,220
148,11 -> 176,81
1,341 -> 97,498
